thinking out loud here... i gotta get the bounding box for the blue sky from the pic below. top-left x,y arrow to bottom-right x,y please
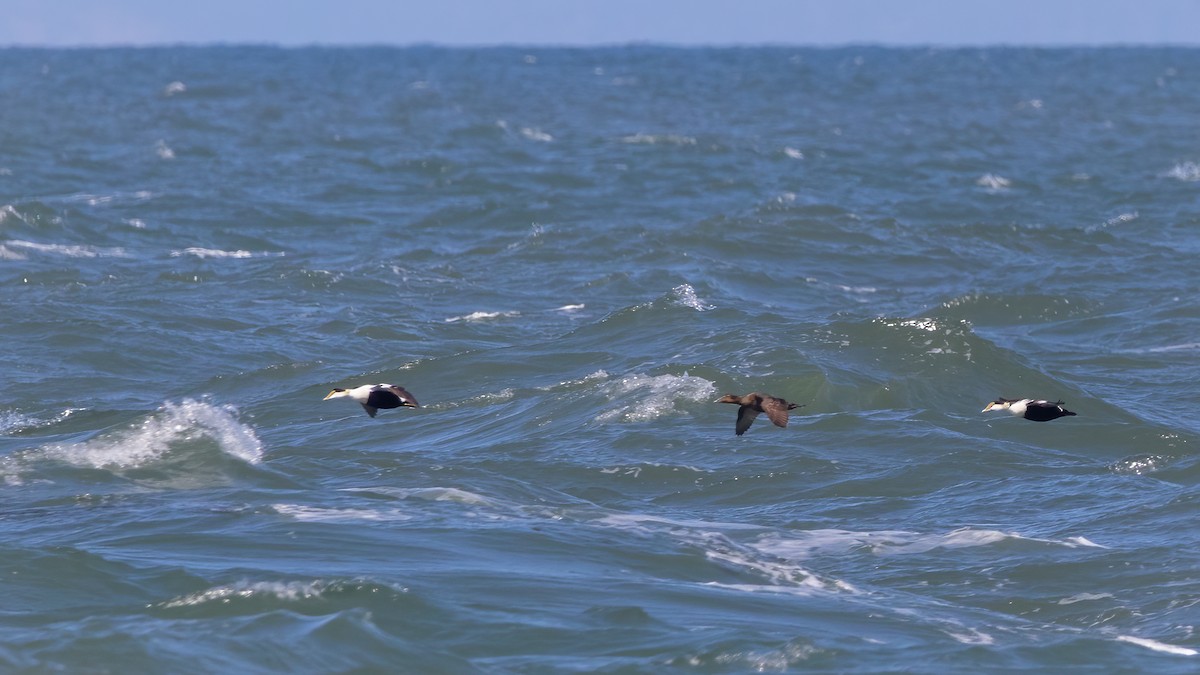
3,0 -> 1199,47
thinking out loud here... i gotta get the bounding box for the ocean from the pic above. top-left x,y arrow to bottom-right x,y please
2,45 -> 1199,672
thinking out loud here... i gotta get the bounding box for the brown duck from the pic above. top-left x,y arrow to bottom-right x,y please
716,392 -> 802,436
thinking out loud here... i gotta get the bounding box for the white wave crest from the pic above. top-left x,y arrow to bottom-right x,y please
271,503 -> 413,523
444,310 -> 520,323
593,512 -> 850,595
170,248 -> 283,259
1166,161 -> 1200,182
155,139 -> 175,160
0,411 -> 39,434
670,283 -> 714,311
752,527 -> 1104,560
26,400 -> 261,476
538,370 -> 609,392
976,173 -> 1011,191
3,239 -> 126,258
620,133 -> 697,146
520,127 -> 553,142
0,245 -> 26,260
160,580 -> 328,608
1116,635 -> 1197,656
594,372 -> 716,423
1057,592 -> 1114,605
340,486 -> 495,506
0,407 -> 80,435
158,578 -> 406,609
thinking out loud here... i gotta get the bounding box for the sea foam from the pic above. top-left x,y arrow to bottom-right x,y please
594,372 -> 716,423
4,400 -> 262,485
3,239 -> 127,258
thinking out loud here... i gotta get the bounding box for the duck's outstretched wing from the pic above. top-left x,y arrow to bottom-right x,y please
760,396 -> 793,428
735,406 -> 760,436
387,385 -> 419,408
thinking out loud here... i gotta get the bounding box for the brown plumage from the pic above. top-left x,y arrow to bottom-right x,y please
716,392 -> 802,436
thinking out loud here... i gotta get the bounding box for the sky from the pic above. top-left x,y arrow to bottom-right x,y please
2,0 -> 1199,47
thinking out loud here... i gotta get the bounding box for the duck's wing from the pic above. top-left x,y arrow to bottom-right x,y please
386,385 -> 419,407
1027,399 -> 1063,412
760,396 -> 792,428
360,403 -> 378,418
735,406 -> 760,436
1025,399 -> 1074,421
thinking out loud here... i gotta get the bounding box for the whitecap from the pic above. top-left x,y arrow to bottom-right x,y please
159,580 -> 327,608
340,486 -> 495,506
555,303 -> 585,312
1141,342 -> 1200,353
3,240 -> 127,258
520,127 -> 553,142
0,407 -> 80,435
0,411 -> 38,435
162,81 -> 187,96
63,190 -> 156,206
537,370 -> 608,393
834,283 -> 878,294
753,527 -> 1101,560
171,248 -> 282,259
271,503 -> 412,523
783,147 -> 804,159
1110,454 -> 1171,475
670,283 -> 714,311
444,310 -> 520,323
675,642 -> 824,669
620,133 -> 697,146
594,512 -> 765,533
6,400 -> 262,485
155,139 -> 175,160
593,372 -> 716,424
0,245 -> 26,260
976,173 -> 1012,191
1166,161 -> 1200,182
1057,592 -> 1114,605
944,626 -> 996,645
1116,635 -> 1197,656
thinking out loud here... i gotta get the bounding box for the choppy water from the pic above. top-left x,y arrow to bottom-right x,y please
3,45 -> 1200,672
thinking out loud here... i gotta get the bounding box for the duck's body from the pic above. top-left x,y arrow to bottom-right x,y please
982,397 -> 1075,422
717,392 -> 801,436
324,384 -> 419,417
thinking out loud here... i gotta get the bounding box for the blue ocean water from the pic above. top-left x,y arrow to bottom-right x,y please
2,45 -> 1200,671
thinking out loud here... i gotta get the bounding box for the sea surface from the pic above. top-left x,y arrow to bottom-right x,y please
2,45 -> 1200,672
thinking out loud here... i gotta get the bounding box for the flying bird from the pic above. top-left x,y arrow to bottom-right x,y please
982,397 -> 1075,422
717,392 -> 802,436
324,384 -> 419,417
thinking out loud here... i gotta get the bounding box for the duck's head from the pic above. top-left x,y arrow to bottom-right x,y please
716,394 -> 742,405
323,388 -> 349,400
982,397 -> 1015,413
